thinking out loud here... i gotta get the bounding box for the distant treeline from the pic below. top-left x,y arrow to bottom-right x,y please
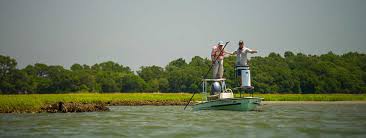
0,51 -> 365,94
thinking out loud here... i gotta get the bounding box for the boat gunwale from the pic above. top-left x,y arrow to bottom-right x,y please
193,97 -> 262,106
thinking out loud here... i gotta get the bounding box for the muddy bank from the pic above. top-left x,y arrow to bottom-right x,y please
41,102 -> 109,113
36,101 -> 366,113
0,101 -> 190,113
3,100 -> 366,113
42,100 -> 189,113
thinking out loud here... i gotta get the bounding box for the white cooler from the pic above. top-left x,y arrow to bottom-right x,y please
236,66 -> 251,87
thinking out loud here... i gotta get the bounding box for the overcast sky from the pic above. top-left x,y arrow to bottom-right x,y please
0,0 -> 365,71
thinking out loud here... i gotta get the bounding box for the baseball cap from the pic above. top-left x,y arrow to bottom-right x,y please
218,41 -> 224,46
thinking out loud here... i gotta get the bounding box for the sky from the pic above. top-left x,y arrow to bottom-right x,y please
0,0 -> 365,71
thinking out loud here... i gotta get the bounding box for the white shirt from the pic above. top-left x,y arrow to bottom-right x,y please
235,47 -> 255,66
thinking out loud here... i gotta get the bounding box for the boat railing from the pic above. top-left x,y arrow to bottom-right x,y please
201,78 -> 228,102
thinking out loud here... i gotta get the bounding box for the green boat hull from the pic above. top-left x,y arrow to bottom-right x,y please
193,97 -> 262,111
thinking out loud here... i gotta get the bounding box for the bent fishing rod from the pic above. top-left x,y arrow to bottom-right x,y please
184,41 -> 230,110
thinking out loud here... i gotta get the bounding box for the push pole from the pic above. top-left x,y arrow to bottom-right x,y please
184,41 -> 230,110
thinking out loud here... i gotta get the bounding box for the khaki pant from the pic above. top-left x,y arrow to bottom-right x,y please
212,59 -> 224,79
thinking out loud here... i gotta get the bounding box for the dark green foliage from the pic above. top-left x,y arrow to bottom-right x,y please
0,51 -> 365,94
137,65 -> 165,82
0,55 -> 17,93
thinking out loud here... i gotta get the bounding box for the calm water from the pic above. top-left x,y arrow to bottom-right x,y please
1,103 -> 366,138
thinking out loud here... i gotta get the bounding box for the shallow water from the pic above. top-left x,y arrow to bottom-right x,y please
1,103 -> 366,138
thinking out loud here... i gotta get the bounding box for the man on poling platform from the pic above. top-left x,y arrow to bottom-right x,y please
233,40 -> 258,88
211,41 -> 232,79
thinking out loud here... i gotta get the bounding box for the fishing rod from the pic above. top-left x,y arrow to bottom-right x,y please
184,41 -> 230,110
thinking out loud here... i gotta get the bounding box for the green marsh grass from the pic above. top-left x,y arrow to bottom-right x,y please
0,93 -> 201,113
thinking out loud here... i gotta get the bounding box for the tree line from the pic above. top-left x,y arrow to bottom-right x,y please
0,51 -> 365,94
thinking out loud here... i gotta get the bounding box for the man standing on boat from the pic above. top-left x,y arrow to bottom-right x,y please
233,40 -> 257,66
233,40 -> 258,88
211,41 -> 232,79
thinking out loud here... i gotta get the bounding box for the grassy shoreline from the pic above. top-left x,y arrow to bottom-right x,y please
0,93 -> 365,113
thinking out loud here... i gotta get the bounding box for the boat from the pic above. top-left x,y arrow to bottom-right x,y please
192,79 -> 262,111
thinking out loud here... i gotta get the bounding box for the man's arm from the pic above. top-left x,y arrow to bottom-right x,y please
211,48 -> 217,64
222,50 -> 235,57
246,48 -> 258,54
211,48 -> 216,61
224,50 -> 235,55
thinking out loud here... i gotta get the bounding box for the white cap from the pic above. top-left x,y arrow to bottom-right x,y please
218,41 -> 224,46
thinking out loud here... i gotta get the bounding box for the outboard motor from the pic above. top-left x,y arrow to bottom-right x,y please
211,82 -> 221,95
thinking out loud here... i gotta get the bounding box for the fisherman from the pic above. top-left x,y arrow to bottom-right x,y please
233,40 -> 258,87
211,41 -> 232,79
233,40 -> 257,66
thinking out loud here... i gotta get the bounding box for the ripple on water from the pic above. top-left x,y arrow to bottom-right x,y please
1,104 -> 366,137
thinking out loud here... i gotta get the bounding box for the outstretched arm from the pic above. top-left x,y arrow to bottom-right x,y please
225,50 -> 235,55
247,48 -> 258,54
223,50 -> 235,57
